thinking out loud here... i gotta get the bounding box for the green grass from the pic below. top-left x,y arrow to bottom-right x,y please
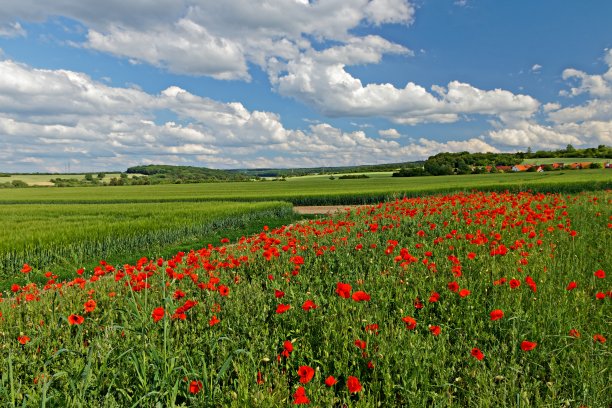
0,201 -> 295,284
1,169 -> 610,205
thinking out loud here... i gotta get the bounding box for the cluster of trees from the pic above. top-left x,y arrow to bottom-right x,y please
126,165 -> 252,184
50,173 -> 155,187
394,145 -> 611,177
0,180 -> 28,188
526,144 -> 611,159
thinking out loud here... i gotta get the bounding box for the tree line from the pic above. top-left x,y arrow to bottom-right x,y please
393,145 -> 611,177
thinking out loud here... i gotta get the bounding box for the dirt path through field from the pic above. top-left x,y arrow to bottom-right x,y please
293,205 -> 357,215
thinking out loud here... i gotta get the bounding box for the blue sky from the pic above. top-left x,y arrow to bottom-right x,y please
0,0 -> 611,172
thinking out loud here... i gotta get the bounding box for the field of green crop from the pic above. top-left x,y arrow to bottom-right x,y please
0,201 -> 293,284
1,169 -> 610,205
0,190 -> 609,406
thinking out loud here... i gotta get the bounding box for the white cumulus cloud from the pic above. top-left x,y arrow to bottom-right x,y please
487,49 -> 612,150
379,128 -> 401,138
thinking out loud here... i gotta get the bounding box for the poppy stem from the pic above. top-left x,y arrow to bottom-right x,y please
8,351 -> 15,408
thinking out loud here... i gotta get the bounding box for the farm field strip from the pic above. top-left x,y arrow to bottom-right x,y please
0,170 -> 610,205
1,190 -> 609,406
0,173 -> 140,186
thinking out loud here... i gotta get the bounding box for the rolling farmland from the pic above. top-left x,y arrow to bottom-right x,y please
1,169 -> 610,205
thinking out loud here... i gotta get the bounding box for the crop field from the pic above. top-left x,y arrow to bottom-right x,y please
0,173 -> 138,186
1,169 -> 610,205
0,201 -> 293,284
0,190 -> 609,406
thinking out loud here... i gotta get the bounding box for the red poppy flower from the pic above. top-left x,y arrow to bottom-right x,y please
17,335 -> 30,345
447,281 -> 459,292
84,299 -> 97,313
21,264 -> 32,274
352,291 -> 371,302
520,340 -> 537,351
209,315 -> 220,327
595,292 -> 605,300
274,289 -> 285,299
302,299 -> 317,311
257,371 -> 264,385
173,289 -> 186,300
151,307 -> 165,322
568,329 -> 580,338
364,323 -> 379,334
281,340 -> 294,358
429,325 -> 441,336
402,316 -> 417,330
189,380 -> 202,394
336,282 -> 352,299
428,292 -> 440,303
458,289 -> 470,298
470,347 -> 484,361
509,279 -> 521,289
413,298 -> 423,309
68,314 -> 85,325
218,285 -> 230,297
11,284 -> 20,293
325,375 -> 337,387
172,312 -> 187,320
489,309 -> 504,321
297,365 -> 315,384
347,376 -> 362,393
293,386 -> 310,405
566,281 -> 577,291
593,334 -> 606,343
181,299 -> 197,312
354,339 -> 366,350
594,269 -> 605,279
467,252 -> 476,260
276,304 -> 291,314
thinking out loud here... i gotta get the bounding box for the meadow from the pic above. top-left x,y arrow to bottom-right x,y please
0,169 -> 610,205
0,190 -> 609,407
